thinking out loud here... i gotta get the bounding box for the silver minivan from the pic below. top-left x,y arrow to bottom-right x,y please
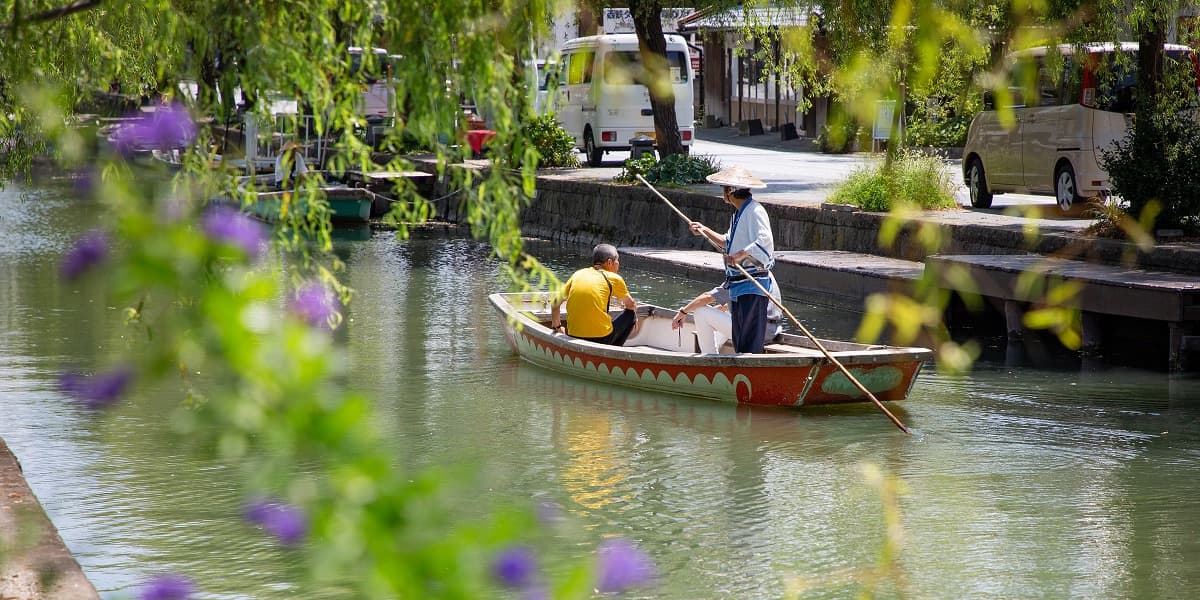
962,43 -> 1198,210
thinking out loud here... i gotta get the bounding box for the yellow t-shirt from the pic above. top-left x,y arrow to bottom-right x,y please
559,267 -> 630,338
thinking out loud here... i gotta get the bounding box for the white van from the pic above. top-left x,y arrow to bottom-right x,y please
348,46 -> 393,119
555,34 -> 695,166
962,42 -> 1198,210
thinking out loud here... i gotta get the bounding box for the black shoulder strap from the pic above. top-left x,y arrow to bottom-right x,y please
597,268 -> 613,307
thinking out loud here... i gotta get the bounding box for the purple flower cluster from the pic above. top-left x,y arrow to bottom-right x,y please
72,168 -> 96,198
596,538 -> 656,593
491,546 -> 547,600
493,545 -> 538,588
290,282 -> 340,327
140,573 -> 195,600
59,367 -> 133,409
61,230 -> 110,281
114,104 -> 196,155
243,498 -> 307,545
202,205 -> 267,260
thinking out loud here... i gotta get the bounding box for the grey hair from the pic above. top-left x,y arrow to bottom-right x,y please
592,243 -> 618,265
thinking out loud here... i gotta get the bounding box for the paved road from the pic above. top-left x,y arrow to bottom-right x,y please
576,126 -> 1098,232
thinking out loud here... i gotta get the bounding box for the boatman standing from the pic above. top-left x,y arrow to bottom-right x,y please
687,166 -> 775,353
550,244 -> 638,346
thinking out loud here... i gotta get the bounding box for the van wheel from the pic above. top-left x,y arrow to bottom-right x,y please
967,158 -> 993,209
584,131 -> 603,167
1055,163 -> 1081,212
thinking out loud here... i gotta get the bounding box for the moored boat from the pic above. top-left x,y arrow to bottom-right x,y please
489,292 -> 933,407
235,174 -> 377,223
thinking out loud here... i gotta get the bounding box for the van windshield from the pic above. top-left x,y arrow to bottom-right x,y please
350,51 -> 387,84
603,51 -> 689,85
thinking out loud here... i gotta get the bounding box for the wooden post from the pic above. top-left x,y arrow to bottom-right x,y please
1004,300 -> 1024,340
1169,321 -> 1183,373
1081,311 -> 1103,355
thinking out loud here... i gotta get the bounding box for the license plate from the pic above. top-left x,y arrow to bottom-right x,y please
636,131 -> 656,140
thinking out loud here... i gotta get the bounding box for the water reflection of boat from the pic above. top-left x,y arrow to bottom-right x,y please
331,223 -> 372,242
490,292 -> 932,407
235,174 -> 377,223
511,362 -> 758,430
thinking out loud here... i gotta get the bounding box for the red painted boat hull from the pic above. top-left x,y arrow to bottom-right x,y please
490,293 -> 931,407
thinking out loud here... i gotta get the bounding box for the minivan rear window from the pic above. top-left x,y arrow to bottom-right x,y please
1087,49 -> 1198,112
603,51 -> 689,85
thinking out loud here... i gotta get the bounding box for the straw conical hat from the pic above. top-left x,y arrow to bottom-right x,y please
706,166 -> 766,189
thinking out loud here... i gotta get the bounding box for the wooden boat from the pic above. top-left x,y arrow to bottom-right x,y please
150,148 -> 226,173
489,292 -> 933,407
236,174 -> 377,223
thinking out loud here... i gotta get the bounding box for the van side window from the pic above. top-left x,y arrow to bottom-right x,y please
1061,57 -> 1083,105
1006,57 -> 1037,108
1037,58 -> 1064,106
567,51 -> 594,85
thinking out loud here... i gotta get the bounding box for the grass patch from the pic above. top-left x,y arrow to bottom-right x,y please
828,150 -> 959,211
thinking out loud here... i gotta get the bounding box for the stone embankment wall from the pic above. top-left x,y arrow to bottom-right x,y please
506,176 -> 1200,275
0,439 -> 99,600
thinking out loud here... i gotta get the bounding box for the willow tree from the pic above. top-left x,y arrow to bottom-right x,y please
628,0 -> 688,156
0,1 -> 648,598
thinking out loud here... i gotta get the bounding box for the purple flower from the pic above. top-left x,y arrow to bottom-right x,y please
72,168 -> 96,198
596,538 -> 655,593
243,498 -> 307,545
61,230 -> 110,280
59,367 -> 134,409
114,104 -> 196,155
140,573 -> 195,600
290,283 -> 340,327
492,545 -> 538,589
202,205 -> 267,260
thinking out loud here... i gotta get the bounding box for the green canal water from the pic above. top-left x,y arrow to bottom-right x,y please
3,181 -> 1200,599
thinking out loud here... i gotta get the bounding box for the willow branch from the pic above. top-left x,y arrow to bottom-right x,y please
7,0 -> 103,29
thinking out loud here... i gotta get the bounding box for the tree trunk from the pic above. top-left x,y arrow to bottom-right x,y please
1137,20 -> 1167,115
629,0 -> 686,157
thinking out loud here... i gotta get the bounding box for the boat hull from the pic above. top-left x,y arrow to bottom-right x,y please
234,176 -> 376,223
490,293 -> 931,407
243,187 -> 374,223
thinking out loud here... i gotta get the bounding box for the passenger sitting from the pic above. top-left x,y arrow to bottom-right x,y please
273,141 -> 309,189
549,244 -> 639,346
671,272 -> 783,354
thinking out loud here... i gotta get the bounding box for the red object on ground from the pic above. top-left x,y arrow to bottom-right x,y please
465,129 -> 496,157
